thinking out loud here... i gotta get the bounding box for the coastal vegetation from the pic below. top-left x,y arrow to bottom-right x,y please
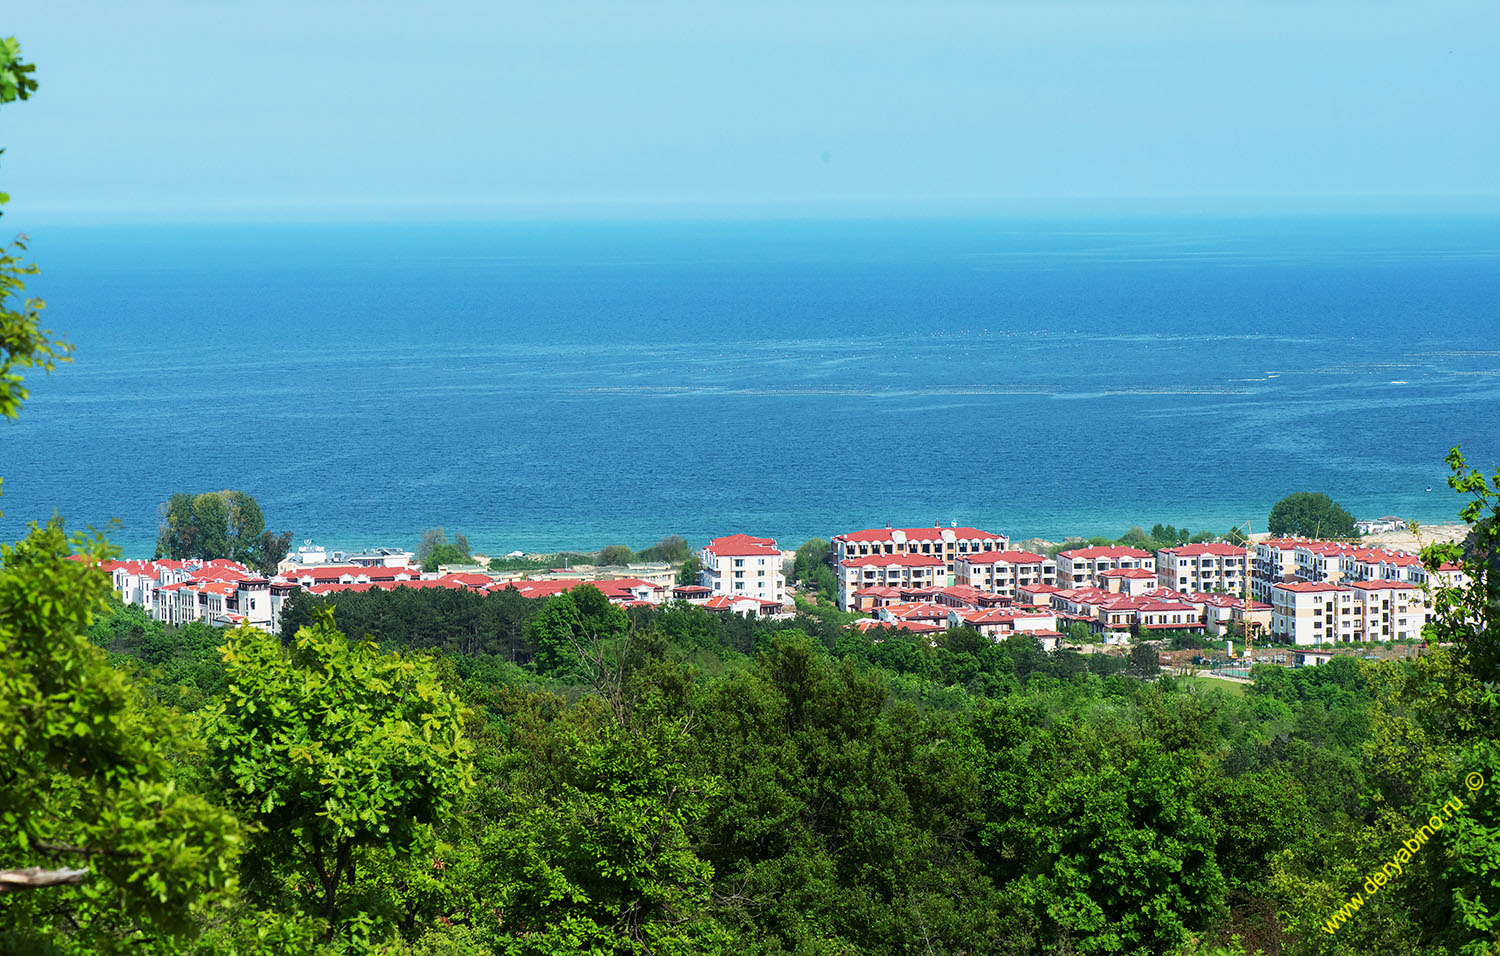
417,527 -> 474,572
1045,523 -> 1226,558
482,536 -> 695,574
1267,492 -> 1359,540
155,489 -> 292,574
789,537 -> 839,600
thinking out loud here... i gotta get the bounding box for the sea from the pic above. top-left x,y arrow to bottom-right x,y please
2,216 -> 1498,557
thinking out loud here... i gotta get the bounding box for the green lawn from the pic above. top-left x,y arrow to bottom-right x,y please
1180,674 -> 1249,697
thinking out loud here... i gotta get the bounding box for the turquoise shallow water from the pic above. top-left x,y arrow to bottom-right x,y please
2,217 -> 1498,555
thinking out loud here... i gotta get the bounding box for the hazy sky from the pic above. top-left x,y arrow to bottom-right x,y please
4,1 -> 1498,222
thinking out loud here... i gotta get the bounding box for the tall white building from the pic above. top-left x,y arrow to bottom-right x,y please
1270,579 -> 1430,645
1055,546 -> 1154,588
700,534 -> 786,604
836,553 -> 947,610
1155,543 -> 1248,594
954,550 -> 1057,598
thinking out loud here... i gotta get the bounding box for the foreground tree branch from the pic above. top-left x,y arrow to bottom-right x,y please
0,866 -> 89,894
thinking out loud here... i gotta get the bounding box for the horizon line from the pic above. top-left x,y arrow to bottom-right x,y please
8,193 -> 1500,228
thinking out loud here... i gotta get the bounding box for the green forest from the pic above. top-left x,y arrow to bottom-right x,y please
4,448 -> 1500,955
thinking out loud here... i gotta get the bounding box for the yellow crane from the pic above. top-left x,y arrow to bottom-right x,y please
1231,519 -> 1255,664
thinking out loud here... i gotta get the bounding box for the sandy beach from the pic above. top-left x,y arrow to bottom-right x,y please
1359,523 -> 1469,553
1247,523 -> 1469,554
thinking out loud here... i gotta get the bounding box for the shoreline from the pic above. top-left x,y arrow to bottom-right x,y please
89,522 -> 1474,565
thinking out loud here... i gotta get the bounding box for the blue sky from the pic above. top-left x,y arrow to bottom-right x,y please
3,0 -> 1498,222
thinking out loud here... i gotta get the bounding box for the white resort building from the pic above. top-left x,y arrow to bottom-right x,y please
699,534 -> 787,605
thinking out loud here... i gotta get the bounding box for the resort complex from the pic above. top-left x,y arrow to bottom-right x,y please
95,520 -> 1465,654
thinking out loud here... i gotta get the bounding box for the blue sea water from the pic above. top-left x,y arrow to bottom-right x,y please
2,217 -> 1498,557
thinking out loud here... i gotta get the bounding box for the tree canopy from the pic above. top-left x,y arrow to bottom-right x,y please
206,610 -> 471,928
154,489 -> 290,570
636,534 -> 691,564
595,544 -> 636,566
0,38 -> 65,435
0,525 -> 242,952
1267,491 -> 1358,539
417,526 -> 473,571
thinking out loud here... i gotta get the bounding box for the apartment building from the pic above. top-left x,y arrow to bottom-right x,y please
1155,543 -> 1248,594
1433,561 -> 1470,590
699,534 -> 786,604
1197,594 -> 1272,638
1055,546 -> 1154,588
837,553 -> 947,610
1016,583 -> 1063,607
1098,568 -> 1158,595
847,585 -> 903,612
699,594 -> 785,618
1347,581 -> 1429,642
1271,582 -> 1356,645
953,549 -> 1057,598
1339,548 -> 1409,584
876,602 -> 952,629
1293,542 -> 1354,586
852,616 -> 944,637
947,607 -> 1058,640
831,525 -> 1009,579
1047,588 -> 1145,635
152,574 -> 284,632
1137,598 -> 1203,632
1252,538 -> 1305,602
106,559 -> 167,612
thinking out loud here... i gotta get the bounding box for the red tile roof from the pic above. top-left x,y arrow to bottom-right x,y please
934,584 -> 987,600
1159,543 -> 1247,557
953,608 -> 1054,625
837,526 -> 1004,543
1059,545 -> 1153,560
1347,580 -> 1417,591
281,564 -> 422,583
960,549 -> 1049,565
704,534 -> 781,557
841,553 -> 947,568
1297,542 -> 1355,556
1138,600 -> 1195,612
506,580 -> 579,600
852,618 -> 943,634
1146,587 -> 1194,601
881,601 -> 951,620
308,579 -> 460,596
701,594 -> 781,611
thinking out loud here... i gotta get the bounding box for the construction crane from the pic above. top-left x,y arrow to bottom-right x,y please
1230,519 -> 1255,664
